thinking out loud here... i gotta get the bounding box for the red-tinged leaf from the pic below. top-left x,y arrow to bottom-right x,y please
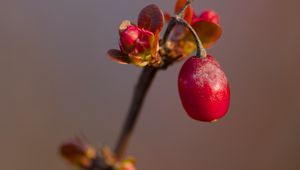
175,0 -> 194,24
138,4 -> 164,34
192,21 -> 222,48
107,49 -> 130,64
175,0 -> 186,12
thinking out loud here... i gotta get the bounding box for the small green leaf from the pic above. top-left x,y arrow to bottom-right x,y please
138,4 -> 164,34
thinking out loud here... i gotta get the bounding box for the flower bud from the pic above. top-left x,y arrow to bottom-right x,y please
119,25 -> 140,54
119,24 -> 158,67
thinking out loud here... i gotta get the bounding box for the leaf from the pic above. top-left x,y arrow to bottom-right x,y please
138,4 -> 164,34
175,0 -> 194,24
191,20 -> 222,48
175,0 -> 188,13
107,49 -> 130,64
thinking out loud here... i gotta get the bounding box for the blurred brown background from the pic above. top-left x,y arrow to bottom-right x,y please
1,0 -> 299,169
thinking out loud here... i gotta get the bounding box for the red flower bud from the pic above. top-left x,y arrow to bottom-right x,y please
119,25 -> 140,54
109,4 -> 164,67
119,25 -> 154,55
119,24 -> 157,66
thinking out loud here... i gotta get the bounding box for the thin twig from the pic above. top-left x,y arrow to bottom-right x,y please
114,67 -> 158,160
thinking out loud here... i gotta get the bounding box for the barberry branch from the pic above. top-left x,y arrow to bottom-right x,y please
86,1 -> 208,169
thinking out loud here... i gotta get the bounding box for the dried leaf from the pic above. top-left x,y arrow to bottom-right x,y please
107,49 -> 130,64
138,4 -> 164,34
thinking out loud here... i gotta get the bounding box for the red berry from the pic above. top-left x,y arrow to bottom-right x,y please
178,55 -> 230,122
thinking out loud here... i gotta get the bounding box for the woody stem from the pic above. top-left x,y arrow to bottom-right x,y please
114,67 -> 158,160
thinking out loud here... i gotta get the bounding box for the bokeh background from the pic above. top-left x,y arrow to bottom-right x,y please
1,0 -> 299,169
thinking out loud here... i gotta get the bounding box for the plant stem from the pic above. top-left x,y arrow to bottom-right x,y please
176,17 -> 206,58
114,67 -> 158,160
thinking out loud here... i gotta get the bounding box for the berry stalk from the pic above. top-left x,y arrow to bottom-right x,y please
176,17 -> 206,58
162,0 -> 206,58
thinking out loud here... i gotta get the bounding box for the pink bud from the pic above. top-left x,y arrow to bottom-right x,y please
119,25 -> 140,53
119,25 -> 154,55
118,23 -> 158,66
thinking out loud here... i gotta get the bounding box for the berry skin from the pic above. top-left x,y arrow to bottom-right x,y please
178,55 -> 230,122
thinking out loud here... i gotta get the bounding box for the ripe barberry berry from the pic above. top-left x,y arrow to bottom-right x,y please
178,55 -> 230,122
